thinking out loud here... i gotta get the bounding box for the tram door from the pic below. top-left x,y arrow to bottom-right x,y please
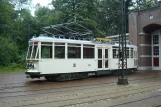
97,48 -> 109,70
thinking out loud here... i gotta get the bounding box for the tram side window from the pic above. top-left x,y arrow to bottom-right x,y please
55,46 -> 65,58
68,47 -> 81,58
134,60 -> 137,66
41,46 -> 52,58
131,49 -> 133,58
126,48 -> 129,58
134,50 -> 138,58
83,47 -> 94,58
113,49 -> 118,58
68,44 -> 81,58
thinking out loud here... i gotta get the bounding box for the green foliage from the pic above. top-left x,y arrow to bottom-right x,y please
131,0 -> 158,11
0,0 -> 17,34
52,0 -> 103,36
0,35 -> 18,66
0,0 -> 30,68
35,6 -> 60,26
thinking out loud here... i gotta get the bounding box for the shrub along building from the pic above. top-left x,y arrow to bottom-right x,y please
129,1 -> 161,70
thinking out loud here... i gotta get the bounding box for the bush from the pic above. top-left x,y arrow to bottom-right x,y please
0,35 -> 18,66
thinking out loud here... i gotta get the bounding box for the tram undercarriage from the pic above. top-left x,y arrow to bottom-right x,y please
25,68 -> 137,81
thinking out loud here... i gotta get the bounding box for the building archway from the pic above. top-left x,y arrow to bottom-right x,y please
143,24 -> 161,34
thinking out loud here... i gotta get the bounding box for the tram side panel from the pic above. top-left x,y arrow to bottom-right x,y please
39,59 -> 97,74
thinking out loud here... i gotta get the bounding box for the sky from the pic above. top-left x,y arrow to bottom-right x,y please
31,0 -> 52,15
32,0 -> 52,6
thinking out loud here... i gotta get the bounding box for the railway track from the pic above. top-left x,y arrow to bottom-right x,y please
0,70 -> 157,90
0,74 -> 160,90
0,75 -> 161,97
107,94 -> 161,107
3,80 -> 161,107
0,74 -> 161,107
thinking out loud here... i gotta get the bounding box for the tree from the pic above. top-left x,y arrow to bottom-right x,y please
52,0 -> 103,37
98,0 -> 134,35
132,0 -> 158,11
35,5 -> 60,26
0,35 -> 18,66
0,0 -> 17,35
0,0 -> 34,66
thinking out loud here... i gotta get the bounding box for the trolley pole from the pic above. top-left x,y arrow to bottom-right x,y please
117,0 -> 128,85
28,24 -> 30,41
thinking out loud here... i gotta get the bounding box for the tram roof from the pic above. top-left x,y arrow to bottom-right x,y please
30,35 -> 137,48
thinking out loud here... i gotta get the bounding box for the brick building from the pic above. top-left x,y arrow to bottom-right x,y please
129,2 -> 161,70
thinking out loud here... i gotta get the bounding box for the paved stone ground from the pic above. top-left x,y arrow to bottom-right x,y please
0,71 -> 161,107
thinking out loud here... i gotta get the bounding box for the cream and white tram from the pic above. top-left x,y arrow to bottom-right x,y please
25,35 -> 138,81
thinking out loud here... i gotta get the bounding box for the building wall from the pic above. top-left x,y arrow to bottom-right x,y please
139,8 -> 161,32
129,4 -> 161,70
129,13 -> 138,46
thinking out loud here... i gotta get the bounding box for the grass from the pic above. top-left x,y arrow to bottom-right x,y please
0,66 -> 25,72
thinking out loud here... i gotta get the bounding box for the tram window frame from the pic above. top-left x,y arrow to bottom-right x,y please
83,45 -> 95,58
31,45 -> 38,59
131,48 -> 133,58
27,43 -> 39,59
41,43 -> 52,59
27,45 -> 32,59
55,43 -> 65,59
134,50 -> 137,58
112,47 -> 119,58
126,48 -> 129,58
67,43 -> 81,59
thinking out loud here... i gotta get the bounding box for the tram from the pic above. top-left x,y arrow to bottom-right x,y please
25,23 -> 138,81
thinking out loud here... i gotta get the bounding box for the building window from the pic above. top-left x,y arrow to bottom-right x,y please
153,57 -> 159,67
153,46 -> 159,55
153,35 -> 159,44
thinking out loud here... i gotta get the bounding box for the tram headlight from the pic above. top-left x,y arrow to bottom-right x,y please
26,63 -> 36,69
30,63 -> 36,69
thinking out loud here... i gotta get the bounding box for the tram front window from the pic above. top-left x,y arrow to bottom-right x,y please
27,44 -> 39,59
32,45 -> 38,58
27,46 -> 32,58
